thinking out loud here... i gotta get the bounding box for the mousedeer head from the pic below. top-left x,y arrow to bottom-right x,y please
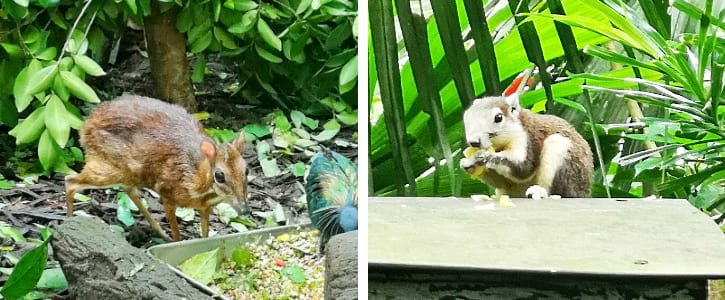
199,133 -> 249,214
463,95 -> 522,149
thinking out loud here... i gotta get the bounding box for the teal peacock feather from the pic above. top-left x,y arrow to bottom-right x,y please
305,149 -> 358,250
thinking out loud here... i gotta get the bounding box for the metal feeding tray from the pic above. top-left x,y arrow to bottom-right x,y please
148,223 -> 311,299
368,197 -> 725,299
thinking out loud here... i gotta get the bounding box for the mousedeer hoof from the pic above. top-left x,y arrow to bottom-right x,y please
525,185 -> 549,200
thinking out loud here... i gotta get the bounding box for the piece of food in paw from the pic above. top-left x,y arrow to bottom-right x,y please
463,146 -> 496,179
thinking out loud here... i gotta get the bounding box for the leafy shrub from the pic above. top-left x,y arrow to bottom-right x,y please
0,0 -> 357,177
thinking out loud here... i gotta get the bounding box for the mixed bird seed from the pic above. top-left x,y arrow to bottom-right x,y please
211,229 -> 325,300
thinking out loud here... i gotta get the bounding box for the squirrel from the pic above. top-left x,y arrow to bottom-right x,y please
460,95 -> 593,198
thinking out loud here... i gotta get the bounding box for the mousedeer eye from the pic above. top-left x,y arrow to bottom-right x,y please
214,170 -> 226,183
245,168 -> 250,176
494,113 -> 503,123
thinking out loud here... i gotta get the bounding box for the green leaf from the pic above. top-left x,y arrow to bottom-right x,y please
302,116 -> 318,129
38,227 -> 53,241
25,64 -> 57,96
73,193 -> 91,202
325,21 -> 352,50
53,75 -> 70,101
552,97 -> 586,113
116,192 -> 137,226
175,207 -> 195,222
1,0 -> 28,20
223,0 -> 257,11
72,55 -> 106,76
176,6 -> 194,32
44,95 -> 70,147
9,107 -> 46,145
231,247 -> 253,267
280,265 -> 305,283
59,71 -> 100,103
205,128 -> 238,144
272,203 -> 285,223
312,119 -> 340,141
339,55 -> 357,94
36,0 -> 60,8
290,110 -> 305,128
124,0 -> 137,14
243,123 -> 271,138
273,112 -> 292,131
229,222 -> 248,232
0,226 -> 26,243
288,162 -> 306,177
256,18 -> 281,51
213,203 -> 238,225
1,43 -> 23,58
178,247 -> 221,285
295,0 -> 311,14
255,45 -> 282,63
12,61 -> 40,112
36,268 -> 67,292
259,157 -> 281,177
0,180 -> 13,189
228,10 -> 257,34
0,238 -> 50,300
191,54 -> 206,83
190,30 -> 213,53
336,109 -> 358,125
213,26 -> 237,49
38,130 -> 60,171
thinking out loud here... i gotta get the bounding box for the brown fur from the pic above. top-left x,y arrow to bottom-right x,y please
65,95 -> 248,241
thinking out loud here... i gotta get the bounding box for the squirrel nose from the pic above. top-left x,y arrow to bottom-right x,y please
469,141 -> 481,148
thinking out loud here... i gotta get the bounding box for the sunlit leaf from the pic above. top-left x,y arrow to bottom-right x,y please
0,238 -> 50,299
257,18 -> 282,51
178,247 -> 221,285
59,71 -> 100,103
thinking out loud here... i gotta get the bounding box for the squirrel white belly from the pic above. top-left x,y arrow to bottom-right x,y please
460,95 -> 593,198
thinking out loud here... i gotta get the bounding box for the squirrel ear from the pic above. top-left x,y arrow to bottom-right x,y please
200,140 -> 217,160
505,94 -> 521,112
232,132 -> 245,152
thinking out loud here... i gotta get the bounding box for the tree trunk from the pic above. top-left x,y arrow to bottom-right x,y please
143,3 -> 197,112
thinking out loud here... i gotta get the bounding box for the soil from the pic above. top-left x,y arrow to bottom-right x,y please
0,30 -> 358,251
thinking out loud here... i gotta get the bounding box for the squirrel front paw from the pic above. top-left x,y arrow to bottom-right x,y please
473,152 -> 502,168
460,157 -> 475,170
525,185 -> 549,200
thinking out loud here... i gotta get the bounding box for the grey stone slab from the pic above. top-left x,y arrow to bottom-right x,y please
368,197 -> 725,278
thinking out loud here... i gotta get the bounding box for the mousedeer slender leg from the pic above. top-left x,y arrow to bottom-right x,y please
127,188 -> 172,241
199,207 -> 211,238
64,162 -> 121,217
65,174 -> 79,217
163,201 -> 180,241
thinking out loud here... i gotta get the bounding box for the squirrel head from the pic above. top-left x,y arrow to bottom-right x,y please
463,95 -> 523,149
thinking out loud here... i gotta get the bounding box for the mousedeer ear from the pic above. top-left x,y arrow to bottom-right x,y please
232,132 -> 245,152
200,140 -> 217,160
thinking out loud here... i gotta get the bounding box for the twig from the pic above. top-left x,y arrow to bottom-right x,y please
9,210 -> 67,221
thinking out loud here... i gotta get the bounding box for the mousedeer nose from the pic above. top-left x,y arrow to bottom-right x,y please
234,200 -> 251,215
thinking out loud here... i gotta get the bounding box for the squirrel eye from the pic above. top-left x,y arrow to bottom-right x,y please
214,170 -> 226,183
494,113 -> 503,123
